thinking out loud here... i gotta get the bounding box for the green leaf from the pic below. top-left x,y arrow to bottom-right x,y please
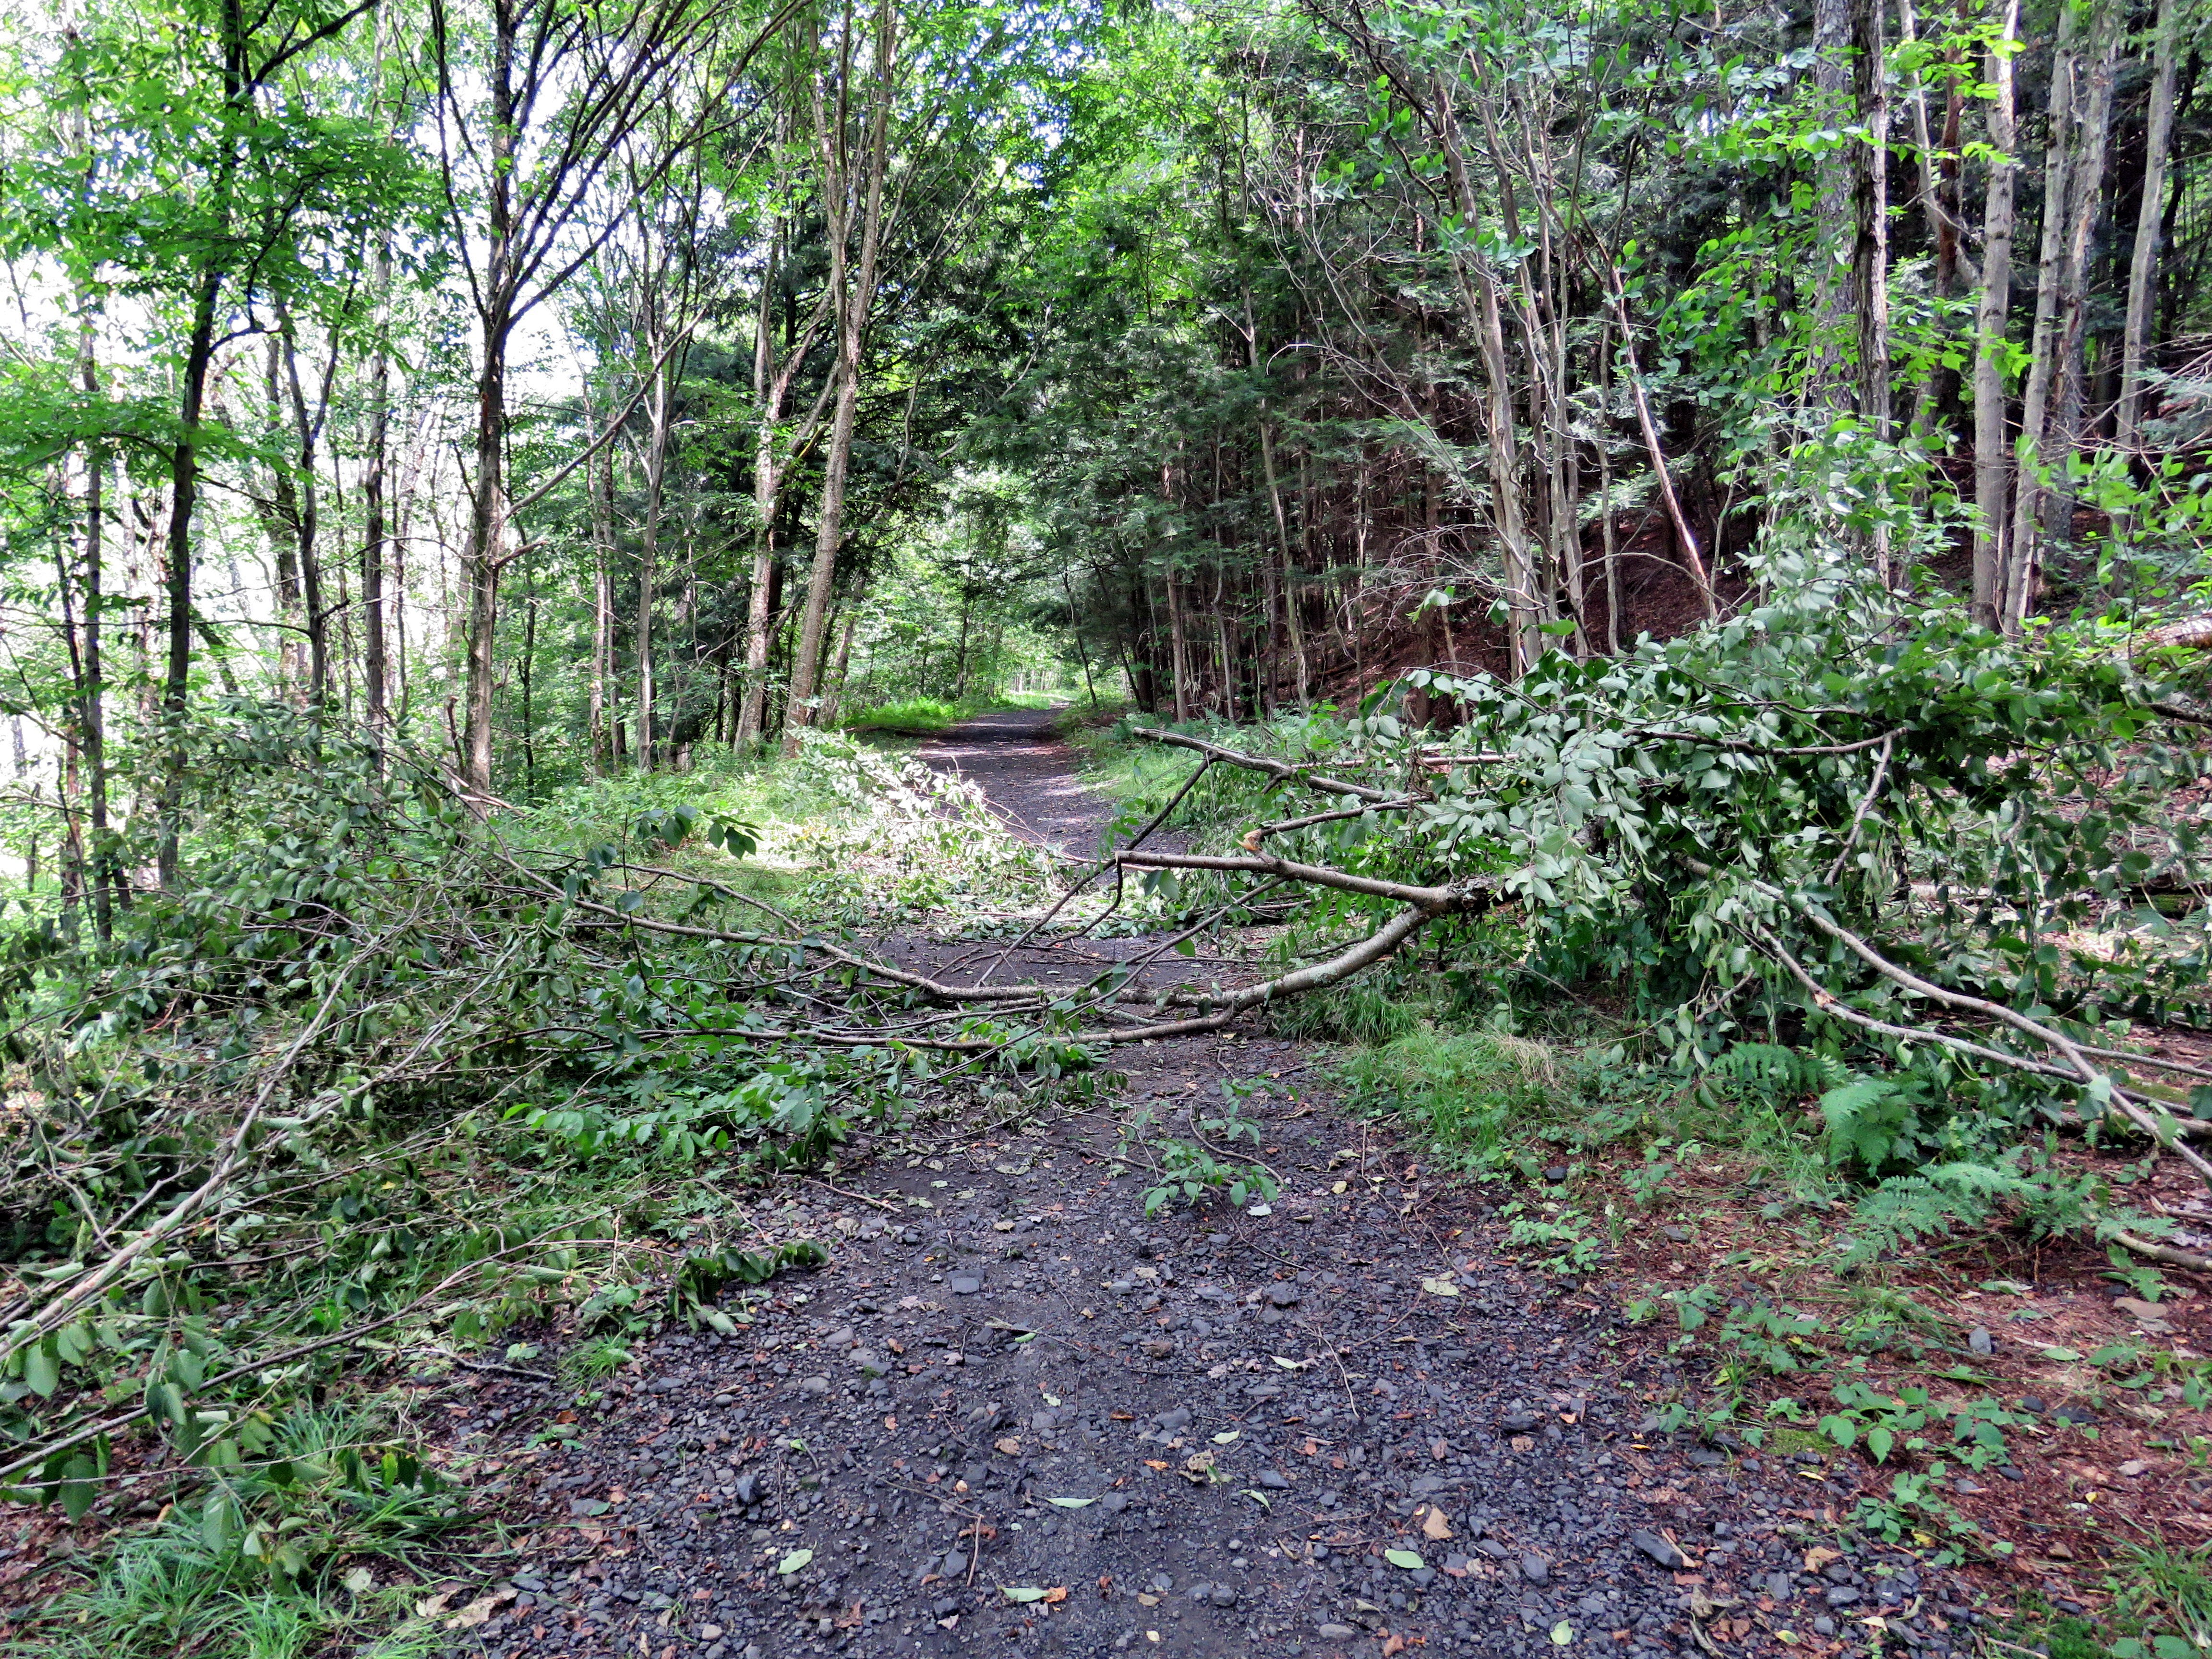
2040,1346 -> 2082,1362
1002,1586 -> 1050,1603
1551,1620 -> 1576,1645
776,1549 -> 814,1575
23,1344 -> 58,1399
1384,1549 -> 1424,1570
58,1456 -> 97,1523
1046,1496 -> 1094,1509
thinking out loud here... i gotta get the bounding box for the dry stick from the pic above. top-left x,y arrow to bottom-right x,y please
2107,1232 -> 2212,1272
1604,261 -> 1718,620
1127,727 -> 1397,803
979,756 -> 1218,986
1824,731 -> 1897,887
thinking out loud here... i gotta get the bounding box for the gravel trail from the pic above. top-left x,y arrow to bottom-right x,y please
439,707 -> 1972,1659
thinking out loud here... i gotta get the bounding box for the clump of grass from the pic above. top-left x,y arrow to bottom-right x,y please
1341,1024 -> 1563,1171
1269,981 -> 1424,1045
841,695 -> 971,734
840,689 -> 1062,735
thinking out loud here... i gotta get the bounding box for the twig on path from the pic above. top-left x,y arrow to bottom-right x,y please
804,1177 -> 900,1214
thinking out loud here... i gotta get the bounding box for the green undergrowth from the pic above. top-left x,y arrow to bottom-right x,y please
1999,1538 -> 2212,1658
1070,692 -> 2212,1624
0,707 -> 1076,1659
838,688 -> 1060,735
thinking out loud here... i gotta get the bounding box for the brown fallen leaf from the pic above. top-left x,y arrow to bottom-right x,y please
412,1587 -> 464,1619
1420,1506 -> 1454,1541
1142,1459 -> 1169,1471
995,1437 -> 1021,1455
1803,1546 -> 1842,1574
446,1587 -> 518,1630
1043,1587 -> 1069,1605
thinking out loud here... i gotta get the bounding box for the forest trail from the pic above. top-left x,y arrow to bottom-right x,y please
916,703 -> 1117,856
443,711 -> 1971,1659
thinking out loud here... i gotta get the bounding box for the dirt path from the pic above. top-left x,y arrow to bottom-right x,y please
916,704 -> 1122,855
443,710 -> 1975,1659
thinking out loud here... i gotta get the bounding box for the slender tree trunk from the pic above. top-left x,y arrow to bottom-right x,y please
2007,0 -> 2116,631
1850,0 -> 1893,582
1166,569 -> 1194,722
458,0 -> 518,801
363,231 -> 392,753
586,401 -> 615,772
73,301 -> 112,938
1812,0 -> 1855,404
276,308 -> 330,706
1972,0 -> 2020,627
260,337 -> 306,687
157,263 -> 224,887
2004,0 -> 2085,631
2037,9 -> 2120,572
1607,264 -> 1718,620
2116,0 -> 2181,521
635,357 -> 673,771
785,0 -> 897,752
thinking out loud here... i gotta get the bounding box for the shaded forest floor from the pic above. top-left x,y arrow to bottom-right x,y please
5,709 -> 2202,1659
416,708 -> 2000,1659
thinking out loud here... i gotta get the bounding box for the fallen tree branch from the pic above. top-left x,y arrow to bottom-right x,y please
1127,727 -> 1398,803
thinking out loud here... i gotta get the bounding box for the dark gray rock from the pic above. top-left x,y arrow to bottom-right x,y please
1630,1530 -> 1687,1570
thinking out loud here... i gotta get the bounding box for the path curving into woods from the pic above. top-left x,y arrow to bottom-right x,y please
441,708 -> 1977,1659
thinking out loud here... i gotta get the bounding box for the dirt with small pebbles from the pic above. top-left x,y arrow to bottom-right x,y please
434,706 -> 1980,1659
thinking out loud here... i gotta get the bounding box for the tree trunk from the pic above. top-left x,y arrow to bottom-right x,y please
785,0 -> 898,752
1166,569 -> 1194,723
363,229 -> 392,752
458,0 -> 518,801
2036,8 -> 2120,573
156,259 -> 225,887
1972,0 -> 2020,628
2004,0 -> 2087,631
1811,0 -> 1855,403
587,406 -> 615,772
1850,0 -> 1893,582
276,307 -> 330,706
2007,0 -> 2118,630
635,355 -> 673,770
2117,0 -> 2180,486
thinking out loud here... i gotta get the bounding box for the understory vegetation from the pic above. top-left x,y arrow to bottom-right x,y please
1069,565 -> 2212,1648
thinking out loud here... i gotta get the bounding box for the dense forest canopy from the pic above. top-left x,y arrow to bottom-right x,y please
3,0 -> 2212,1647
4,0 -> 2208,845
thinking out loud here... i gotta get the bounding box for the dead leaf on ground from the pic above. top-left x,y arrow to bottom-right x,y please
1420,1506 -> 1454,1540
446,1587 -> 518,1630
